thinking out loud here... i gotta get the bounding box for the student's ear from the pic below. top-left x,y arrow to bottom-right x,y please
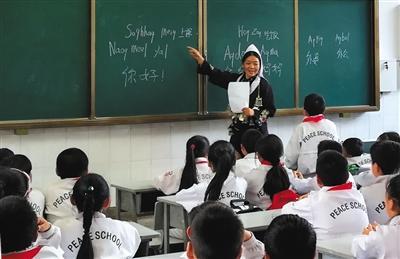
240,144 -> 247,156
303,109 -> 309,116
186,241 -> 196,259
208,162 -> 215,172
371,162 -> 383,177
186,226 -> 192,239
316,175 -> 324,188
70,195 -> 76,206
264,254 -> 271,259
102,197 -> 111,209
235,246 -> 243,259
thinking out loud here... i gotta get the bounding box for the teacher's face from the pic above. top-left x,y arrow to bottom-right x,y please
242,55 -> 260,79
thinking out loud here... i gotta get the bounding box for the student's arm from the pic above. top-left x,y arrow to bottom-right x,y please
351,231 -> 385,259
122,221 -> 141,256
354,171 -> 376,187
37,217 -> 62,248
285,126 -> 302,170
290,176 -> 318,195
241,231 -> 265,259
281,195 -> 313,223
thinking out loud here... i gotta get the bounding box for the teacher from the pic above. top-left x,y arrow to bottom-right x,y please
187,44 -> 276,157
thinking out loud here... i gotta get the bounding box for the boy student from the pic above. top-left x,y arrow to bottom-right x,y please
234,129 -> 262,177
342,137 -> 371,175
359,140 -> 400,224
285,93 -> 339,176
45,147 -> 89,223
0,148 -> 14,164
282,150 -> 368,240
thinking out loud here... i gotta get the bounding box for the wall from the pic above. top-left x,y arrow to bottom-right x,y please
0,0 -> 399,205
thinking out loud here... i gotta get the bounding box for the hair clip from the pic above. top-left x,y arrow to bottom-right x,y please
190,144 -> 196,150
87,186 -> 94,192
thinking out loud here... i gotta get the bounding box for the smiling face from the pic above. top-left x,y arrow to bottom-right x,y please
242,55 -> 260,79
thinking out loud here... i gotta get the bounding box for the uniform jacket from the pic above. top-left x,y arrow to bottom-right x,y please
243,164 -> 273,210
234,152 -> 260,177
347,153 -> 372,175
54,212 -> 140,259
28,188 -> 45,217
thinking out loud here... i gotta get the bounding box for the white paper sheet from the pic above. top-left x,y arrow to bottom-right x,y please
228,82 -> 250,113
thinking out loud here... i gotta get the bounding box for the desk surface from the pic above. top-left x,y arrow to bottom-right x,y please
157,195 -> 181,205
111,180 -> 155,193
130,222 -> 160,241
317,235 -> 354,259
238,209 -> 281,232
141,252 -> 183,258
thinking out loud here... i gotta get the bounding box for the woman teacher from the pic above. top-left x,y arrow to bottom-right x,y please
188,44 -> 276,157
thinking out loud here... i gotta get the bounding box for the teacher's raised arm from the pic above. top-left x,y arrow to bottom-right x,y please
187,44 -> 276,158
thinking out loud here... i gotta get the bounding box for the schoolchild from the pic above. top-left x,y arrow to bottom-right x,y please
282,150 -> 369,240
352,174 -> 400,258
2,154 -> 45,216
342,138 -> 371,175
188,45 -> 276,157
235,129 -> 262,178
243,134 -> 295,210
377,131 -> 400,143
176,140 -> 247,212
0,148 -> 14,164
285,93 -> 339,176
0,196 -> 63,258
154,135 -> 213,195
359,140 -> 400,224
263,214 -> 316,259
45,147 -> 89,223
0,166 -> 30,198
54,173 -> 141,259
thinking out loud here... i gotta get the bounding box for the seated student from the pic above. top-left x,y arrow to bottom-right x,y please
0,166 -> 30,198
377,131 -> 400,143
264,214 -> 316,259
352,174 -> 400,259
285,93 -> 339,176
0,148 -> 14,164
282,150 -> 369,240
176,140 -> 247,212
359,141 -> 400,224
243,134 -> 295,210
45,147 -> 89,223
54,173 -> 141,259
154,135 -> 213,195
234,129 -> 262,177
2,154 -> 45,216
342,137 -> 372,175
0,196 -> 63,258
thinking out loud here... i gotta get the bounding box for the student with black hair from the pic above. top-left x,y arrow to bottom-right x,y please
45,147 -> 89,223
0,196 -> 63,258
282,150 -> 368,240
2,154 -> 45,216
0,166 -> 30,198
352,174 -> 400,258
342,137 -> 371,175
243,134 -> 296,210
54,173 -> 140,258
264,214 -> 316,259
359,140 -> 400,224
154,135 -> 213,195
0,147 -> 14,164
176,140 -> 247,212
285,93 -> 339,176
377,131 -> 400,143
235,129 -> 262,177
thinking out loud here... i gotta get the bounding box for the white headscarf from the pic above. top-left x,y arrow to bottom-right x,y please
237,44 -> 264,94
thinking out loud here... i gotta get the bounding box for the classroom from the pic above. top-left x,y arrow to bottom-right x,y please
0,0 -> 399,258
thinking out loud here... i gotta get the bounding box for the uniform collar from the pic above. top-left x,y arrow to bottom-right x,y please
327,182 -> 353,191
303,114 -> 325,123
195,157 -> 208,164
77,211 -> 106,219
243,152 -> 257,159
2,246 -> 41,259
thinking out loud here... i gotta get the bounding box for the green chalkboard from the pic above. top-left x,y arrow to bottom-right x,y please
95,0 -> 199,117
206,0 -> 295,112
298,0 -> 374,106
0,0 -> 90,120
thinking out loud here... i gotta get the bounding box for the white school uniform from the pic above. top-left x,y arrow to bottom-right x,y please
153,157 -> 213,195
234,152 -> 260,177
285,115 -> 339,175
28,188 -> 45,217
54,212 -> 140,259
175,172 -> 247,212
355,170 -> 377,187
347,153 -> 372,173
352,215 -> 400,259
359,174 -> 397,224
44,177 -> 79,223
282,182 -> 368,240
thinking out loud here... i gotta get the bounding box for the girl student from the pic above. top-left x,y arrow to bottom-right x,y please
54,173 -> 141,259
176,140 -> 247,212
352,174 -> 400,258
243,134 -> 296,210
154,135 -> 213,195
187,45 -> 276,158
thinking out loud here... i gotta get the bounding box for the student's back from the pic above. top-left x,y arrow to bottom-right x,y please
234,129 -> 262,177
45,148 -> 88,223
343,138 -> 372,175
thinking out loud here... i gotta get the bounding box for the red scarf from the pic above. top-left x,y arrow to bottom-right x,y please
327,182 -> 353,191
3,246 -> 41,259
268,189 -> 299,210
303,114 -> 325,123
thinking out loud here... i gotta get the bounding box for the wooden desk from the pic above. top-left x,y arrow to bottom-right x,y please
111,180 -> 156,221
317,235 -> 355,259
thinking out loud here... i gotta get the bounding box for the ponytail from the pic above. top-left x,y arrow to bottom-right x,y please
263,165 -> 290,200
77,186 -> 95,259
204,141 -> 235,201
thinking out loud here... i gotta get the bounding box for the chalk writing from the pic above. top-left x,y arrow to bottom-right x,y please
238,25 -> 279,42
306,51 -> 319,66
122,67 -> 165,87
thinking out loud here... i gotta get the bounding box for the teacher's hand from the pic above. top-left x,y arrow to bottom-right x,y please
187,46 -> 205,65
242,108 -> 254,117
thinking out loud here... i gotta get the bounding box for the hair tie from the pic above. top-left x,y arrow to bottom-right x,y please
190,144 -> 196,150
85,185 -> 94,195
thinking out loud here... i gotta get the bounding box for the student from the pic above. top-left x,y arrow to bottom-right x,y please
377,131 -> 400,143
243,134 -> 295,210
154,135 -> 213,195
282,150 -> 368,240
235,129 -> 262,178
176,140 -> 247,212
352,174 -> 400,259
54,173 -> 140,259
188,45 -> 276,157
264,214 -> 316,259
45,147 -> 89,223
285,93 -> 339,176
0,166 -> 30,198
342,137 -> 371,175
359,140 -> 400,224
2,154 -> 45,216
0,196 -> 63,258
0,147 -> 14,164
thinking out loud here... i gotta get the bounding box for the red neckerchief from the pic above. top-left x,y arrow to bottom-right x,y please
327,182 -> 353,191
261,160 -> 284,167
3,246 -> 41,259
268,189 -> 299,210
303,114 -> 325,123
